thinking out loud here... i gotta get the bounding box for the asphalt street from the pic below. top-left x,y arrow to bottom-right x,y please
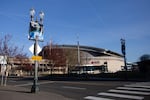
2,77 -> 150,100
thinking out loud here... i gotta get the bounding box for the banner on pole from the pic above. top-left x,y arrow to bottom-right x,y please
28,21 -> 44,41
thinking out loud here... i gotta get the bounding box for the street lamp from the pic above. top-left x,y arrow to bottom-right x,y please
30,8 -> 35,21
39,11 -> 44,20
29,8 -> 44,93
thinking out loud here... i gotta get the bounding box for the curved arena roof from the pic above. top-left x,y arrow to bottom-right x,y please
49,44 -> 123,57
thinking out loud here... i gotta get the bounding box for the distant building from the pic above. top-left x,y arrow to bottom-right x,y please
0,57 -> 51,76
40,45 -> 124,74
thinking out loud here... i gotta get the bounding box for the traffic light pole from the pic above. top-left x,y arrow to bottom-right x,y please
121,39 -> 127,70
121,38 -> 127,80
124,56 -> 127,71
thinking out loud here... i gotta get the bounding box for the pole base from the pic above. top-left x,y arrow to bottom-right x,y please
31,85 -> 39,93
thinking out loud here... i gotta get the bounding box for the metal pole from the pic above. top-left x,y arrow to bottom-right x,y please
1,56 -> 7,86
4,71 -> 8,86
77,36 -> 81,74
124,56 -> 127,71
29,8 -> 44,93
121,38 -> 127,79
31,36 -> 39,93
121,39 -> 126,70
1,71 -> 4,86
77,40 -> 80,66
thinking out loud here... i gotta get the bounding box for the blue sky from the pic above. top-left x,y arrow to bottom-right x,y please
0,0 -> 150,62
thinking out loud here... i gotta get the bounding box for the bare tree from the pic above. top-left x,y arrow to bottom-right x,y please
138,54 -> 150,73
0,34 -> 27,58
43,45 -> 66,65
139,54 -> 150,61
63,49 -> 78,70
40,43 -> 85,74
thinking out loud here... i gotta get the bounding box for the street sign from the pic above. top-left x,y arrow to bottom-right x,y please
31,56 -> 42,61
0,56 -> 7,64
0,56 -> 7,74
29,44 -> 42,54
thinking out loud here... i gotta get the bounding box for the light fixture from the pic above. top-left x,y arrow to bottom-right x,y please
30,8 -> 35,17
39,11 -> 44,19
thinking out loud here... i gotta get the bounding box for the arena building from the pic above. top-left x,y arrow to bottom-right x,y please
41,45 -> 124,74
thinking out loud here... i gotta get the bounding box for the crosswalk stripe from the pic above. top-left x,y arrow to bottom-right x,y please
117,87 -> 150,91
135,82 -> 150,85
84,96 -> 114,100
84,82 -> 150,100
125,85 -> 150,89
98,92 -> 144,100
109,89 -> 150,95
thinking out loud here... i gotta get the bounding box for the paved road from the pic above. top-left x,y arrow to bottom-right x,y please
3,77 -> 150,100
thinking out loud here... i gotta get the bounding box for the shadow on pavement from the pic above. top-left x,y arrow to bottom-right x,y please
0,86 -> 31,94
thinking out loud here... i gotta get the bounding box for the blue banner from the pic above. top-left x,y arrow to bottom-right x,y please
29,21 -> 44,41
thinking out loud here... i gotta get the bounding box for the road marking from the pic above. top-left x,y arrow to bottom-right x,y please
37,81 -> 55,85
14,82 -> 33,87
56,81 -> 122,86
84,96 -> 114,100
125,84 -> 150,89
9,80 -> 17,82
98,92 -> 144,100
109,89 -> 150,95
62,86 -> 86,90
84,82 -> 150,100
14,81 -> 54,87
117,87 -> 150,91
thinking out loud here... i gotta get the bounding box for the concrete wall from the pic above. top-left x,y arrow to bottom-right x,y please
81,56 -> 124,73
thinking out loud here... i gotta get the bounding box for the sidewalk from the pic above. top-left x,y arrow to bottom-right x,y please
0,85 -> 73,100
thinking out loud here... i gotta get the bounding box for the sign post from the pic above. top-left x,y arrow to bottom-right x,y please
0,56 -> 7,86
4,64 -> 11,86
1,65 -> 6,86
